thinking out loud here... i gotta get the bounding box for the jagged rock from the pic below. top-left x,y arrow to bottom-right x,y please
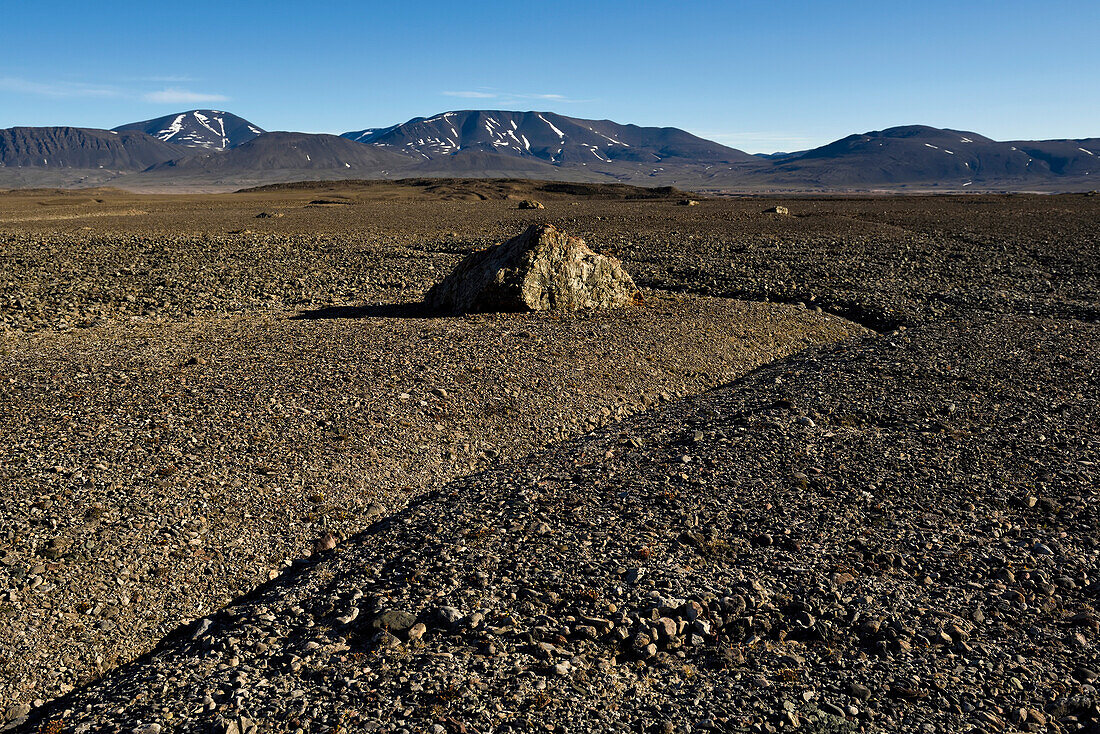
424,224 -> 640,313
765,205 -> 790,215
517,199 -> 545,209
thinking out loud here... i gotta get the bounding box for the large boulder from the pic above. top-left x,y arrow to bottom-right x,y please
425,224 -> 640,313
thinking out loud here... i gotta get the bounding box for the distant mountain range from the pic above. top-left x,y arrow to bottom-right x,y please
344,110 -> 753,165
1,108 -> 1096,191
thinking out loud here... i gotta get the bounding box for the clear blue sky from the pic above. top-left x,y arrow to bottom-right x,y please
2,0 -> 1097,153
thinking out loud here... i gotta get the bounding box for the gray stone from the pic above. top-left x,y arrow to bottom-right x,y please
847,682 -> 872,701
433,606 -> 463,626
371,609 -> 417,635
424,224 -> 640,313
3,704 -> 31,723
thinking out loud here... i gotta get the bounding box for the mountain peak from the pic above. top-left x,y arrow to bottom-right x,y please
113,110 -> 265,150
341,109 -> 754,165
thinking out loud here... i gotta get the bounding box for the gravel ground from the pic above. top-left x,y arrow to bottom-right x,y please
0,298 -> 858,710
3,189 -> 1097,334
18,317 -> 1099,734
2,185 -> 1099,732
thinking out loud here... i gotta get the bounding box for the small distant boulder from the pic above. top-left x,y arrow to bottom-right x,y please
678,199 -> 700,206
425,224 -> 640,313
765,205 -> 790,215
255,211 -> 284,219
517,199 -> 545,209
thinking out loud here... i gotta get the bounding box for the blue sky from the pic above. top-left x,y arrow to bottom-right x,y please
2,0 -> 1097,153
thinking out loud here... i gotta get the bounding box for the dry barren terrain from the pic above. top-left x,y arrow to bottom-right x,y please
1,182 -> 1098,733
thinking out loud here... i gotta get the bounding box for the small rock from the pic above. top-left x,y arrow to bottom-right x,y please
847,682 -> 872,701
311,532 -> 337,555
4,704 -> 31,722
1072,667 -> 1098,683
372,609 -> 418,635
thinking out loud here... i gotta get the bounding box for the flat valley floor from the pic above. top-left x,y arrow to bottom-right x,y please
1,182 -> 1098,733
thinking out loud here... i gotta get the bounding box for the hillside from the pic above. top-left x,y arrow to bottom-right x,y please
114,110 -> 265,150
0,127 -> 185,170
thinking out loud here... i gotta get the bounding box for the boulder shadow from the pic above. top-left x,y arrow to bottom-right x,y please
292,302 -> 434,320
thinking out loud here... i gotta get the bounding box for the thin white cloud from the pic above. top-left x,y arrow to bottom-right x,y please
443,91 -> 498,99
0,76 -> 121,98
442,90 -> 588,104
144,87 -> 229,104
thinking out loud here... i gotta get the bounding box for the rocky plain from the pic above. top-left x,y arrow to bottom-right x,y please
0,180 -> 1097,733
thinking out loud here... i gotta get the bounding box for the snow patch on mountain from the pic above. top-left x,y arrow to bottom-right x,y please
114,110 -> 265,150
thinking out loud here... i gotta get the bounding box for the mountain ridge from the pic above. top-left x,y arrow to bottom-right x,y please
0,126 -> 188,170
2,110 -> 1096,191
342,110 -> 756,166
113,109 -> 265,150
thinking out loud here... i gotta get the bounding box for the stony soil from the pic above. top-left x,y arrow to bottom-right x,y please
1,184 -> 1099,732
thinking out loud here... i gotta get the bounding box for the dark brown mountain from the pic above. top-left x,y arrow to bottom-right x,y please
1008,137 -> 1100,177
344,110 -> 755,167
735,125 -> 1100,188
0,127 -> 185,170
147,132 -> 412,173
403,149 -> 573,179
113,110 -> 264,150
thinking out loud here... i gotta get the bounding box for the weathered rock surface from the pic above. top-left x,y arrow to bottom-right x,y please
517,199 -> 544,209
424,224 -> 640,312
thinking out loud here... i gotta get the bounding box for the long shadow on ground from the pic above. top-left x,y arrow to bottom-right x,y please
292,302 -> 434,320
